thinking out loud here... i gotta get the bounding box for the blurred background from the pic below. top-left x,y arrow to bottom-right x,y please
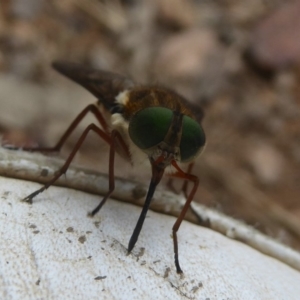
0,0 -> 300,250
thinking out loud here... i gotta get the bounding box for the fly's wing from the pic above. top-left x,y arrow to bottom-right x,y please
52,61 -> 135,112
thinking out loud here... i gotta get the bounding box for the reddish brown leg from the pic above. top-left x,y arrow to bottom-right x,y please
166,162 -> 194,197
23,123 -> 111,203
169,160 -> 199,273
181,162 -> 194,198
88,130 -> 127,217
5,104 -> 109,152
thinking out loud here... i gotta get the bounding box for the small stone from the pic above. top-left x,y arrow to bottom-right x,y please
248,143 -> 285,185
247,1 -> 300,70
154,29 -> 221,79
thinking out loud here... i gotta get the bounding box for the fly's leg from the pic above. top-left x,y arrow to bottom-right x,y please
167,162 -> 194,198
168,161 -> 199,274
88,130 -> 130,217
23,123 -> 111,203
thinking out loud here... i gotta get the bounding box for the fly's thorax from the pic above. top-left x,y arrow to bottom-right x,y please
121,86 -> 197,120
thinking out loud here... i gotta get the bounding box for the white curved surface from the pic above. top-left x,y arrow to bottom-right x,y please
1,176 -> 300,300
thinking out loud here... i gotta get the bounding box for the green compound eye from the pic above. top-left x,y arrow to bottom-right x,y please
180,115 -> 205,162
129,107 -> 173,150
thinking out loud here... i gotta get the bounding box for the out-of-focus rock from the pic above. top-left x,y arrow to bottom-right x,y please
247,1 -> 300,70
153,29 -> 226,102
155,0 -> 196,28
247,142 -> 285,185
155,29 -> 221,79
11,0 -> 46,19
0,75 -> 44,128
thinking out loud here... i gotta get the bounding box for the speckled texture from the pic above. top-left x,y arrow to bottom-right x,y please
1,176 -> 300,300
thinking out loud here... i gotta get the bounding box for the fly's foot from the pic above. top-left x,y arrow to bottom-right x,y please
22,189 -> 43,204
